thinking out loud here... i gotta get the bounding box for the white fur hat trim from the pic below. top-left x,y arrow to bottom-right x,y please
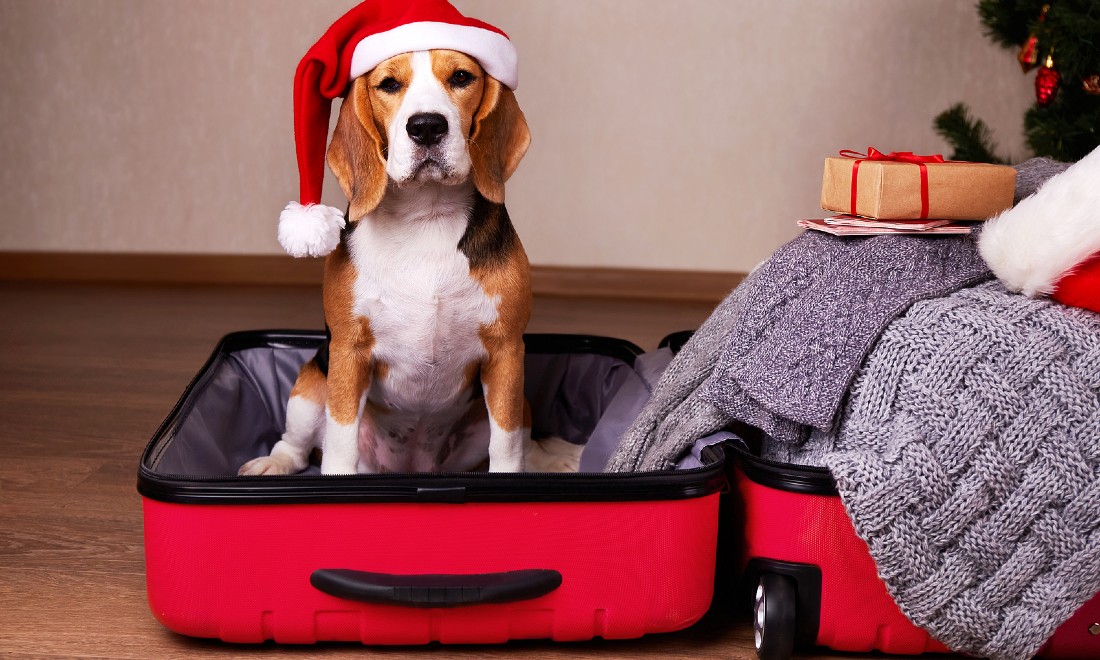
979,145 -> 1100,296
278,202 -> 346,258
350,21 -> 518,90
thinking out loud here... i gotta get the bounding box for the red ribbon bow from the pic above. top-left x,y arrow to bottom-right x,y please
840,148 -> 946,218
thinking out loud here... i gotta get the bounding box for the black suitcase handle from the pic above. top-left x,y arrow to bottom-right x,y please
310,568 -> 562,608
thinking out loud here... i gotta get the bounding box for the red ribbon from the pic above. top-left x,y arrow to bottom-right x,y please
840,148 -> 945,219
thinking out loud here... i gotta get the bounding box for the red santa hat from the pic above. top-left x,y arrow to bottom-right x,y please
278,0 -> 519,258
980,144 -> 1100,315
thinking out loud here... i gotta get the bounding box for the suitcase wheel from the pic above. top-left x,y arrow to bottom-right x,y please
754,573 -> 797,660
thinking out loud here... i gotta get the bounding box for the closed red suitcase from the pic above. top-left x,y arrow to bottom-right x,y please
729,436 -> 1100,659
139,330 -> 725,645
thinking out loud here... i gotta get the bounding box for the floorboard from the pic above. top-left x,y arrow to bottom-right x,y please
0,282 -> 890,659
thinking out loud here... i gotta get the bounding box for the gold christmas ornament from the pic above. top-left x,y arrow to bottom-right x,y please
1083,74 -> 1100,96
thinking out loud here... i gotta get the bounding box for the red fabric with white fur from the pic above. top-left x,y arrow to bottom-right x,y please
979,144 -> 1100,315
1052,251 -> 1100,314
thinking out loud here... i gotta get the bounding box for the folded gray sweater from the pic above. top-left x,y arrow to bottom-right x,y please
605,230 -> 993,471
607,156 -> 1070,473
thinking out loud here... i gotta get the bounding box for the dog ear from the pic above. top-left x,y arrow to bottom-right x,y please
327,77 -> 388,222
469,77 -> 531,204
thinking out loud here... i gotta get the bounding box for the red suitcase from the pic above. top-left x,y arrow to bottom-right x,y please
138,330 -> 725,645
729,435 -> 1100,659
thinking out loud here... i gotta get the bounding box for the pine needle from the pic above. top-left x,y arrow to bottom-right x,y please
934,103 -> 1009,164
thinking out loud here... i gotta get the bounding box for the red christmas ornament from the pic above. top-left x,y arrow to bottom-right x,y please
1035,53 -> 1061,107
1018,4 -> 1049,73
1084,74 -> 1100,96
1018,34 -> 1039,73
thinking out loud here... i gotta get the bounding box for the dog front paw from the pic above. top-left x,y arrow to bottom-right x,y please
319,455 -> 359,475
238,440 -> 311,476
238,455 -> 297,476
524,437 -> 582,473
488,454 -> 524,473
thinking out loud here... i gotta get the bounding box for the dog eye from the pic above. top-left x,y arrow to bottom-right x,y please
448,70 -> 475,88
377,77 -> 402,93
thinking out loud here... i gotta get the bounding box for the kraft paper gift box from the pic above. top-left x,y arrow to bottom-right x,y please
821,149 -> 1016,221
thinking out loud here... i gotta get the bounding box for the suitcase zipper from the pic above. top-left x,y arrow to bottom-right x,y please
137,464 -> 728,504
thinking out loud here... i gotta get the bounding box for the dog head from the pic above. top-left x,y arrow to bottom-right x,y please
327,49 -> 530,221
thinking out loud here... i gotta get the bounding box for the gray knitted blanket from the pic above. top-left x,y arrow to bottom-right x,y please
609,278 -> 1100,658
806,281 -> 1100,659
604,158 -> 1095,658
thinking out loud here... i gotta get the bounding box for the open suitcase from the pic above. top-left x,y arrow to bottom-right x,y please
729,433 -> 1100,660
138,330 -> 727,645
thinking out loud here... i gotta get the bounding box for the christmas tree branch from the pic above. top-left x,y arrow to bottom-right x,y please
934,103 -> 1009,164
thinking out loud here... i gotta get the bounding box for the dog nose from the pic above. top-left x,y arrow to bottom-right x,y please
406,113 -> 449,147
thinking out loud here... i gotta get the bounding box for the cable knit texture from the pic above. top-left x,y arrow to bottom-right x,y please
821,281 -> 1100,659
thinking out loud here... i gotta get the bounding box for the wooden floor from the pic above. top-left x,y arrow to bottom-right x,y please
0,282 -> 865,659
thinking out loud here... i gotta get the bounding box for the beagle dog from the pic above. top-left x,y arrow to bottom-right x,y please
240,49 -> 564,475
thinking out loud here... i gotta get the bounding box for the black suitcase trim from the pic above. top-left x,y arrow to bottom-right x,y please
138,330 -> 727,505
728,435 -> 838,497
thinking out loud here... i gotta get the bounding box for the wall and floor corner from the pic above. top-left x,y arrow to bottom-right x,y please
0,0 -> 1032,295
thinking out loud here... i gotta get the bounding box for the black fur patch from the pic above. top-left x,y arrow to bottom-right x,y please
458,192 -> 518,271
340,207 -> 355,242
313,327 -> 331,376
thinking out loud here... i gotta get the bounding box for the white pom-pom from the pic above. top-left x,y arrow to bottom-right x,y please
979,145 -> 1100,296
278,202 -> 346,258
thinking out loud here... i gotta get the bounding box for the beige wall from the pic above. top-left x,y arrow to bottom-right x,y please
0,0 -> 1033,273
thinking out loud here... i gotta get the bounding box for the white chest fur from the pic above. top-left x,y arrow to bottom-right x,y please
347,183 -> 499,415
